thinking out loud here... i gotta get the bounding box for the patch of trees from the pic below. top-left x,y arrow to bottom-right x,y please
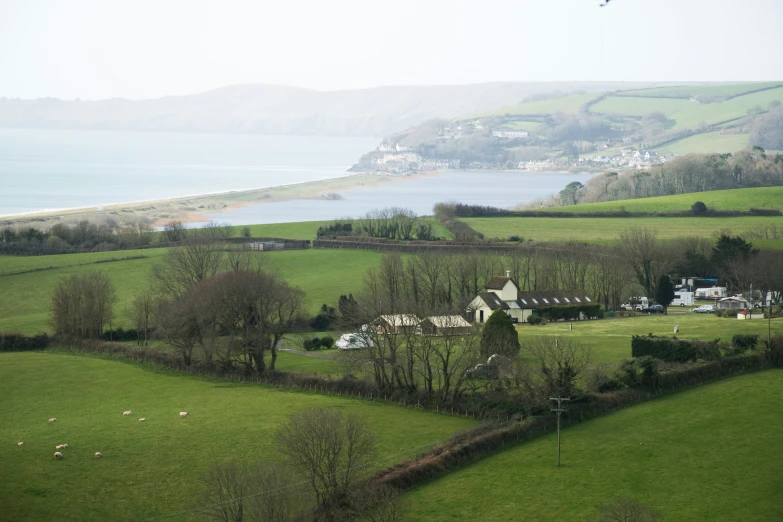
541,113 -> 616,142
750,106 -> 783,150
51,271 -> 117,341
0,333 -> 50,352
1,217 -> 154,255
546,149 -> 783,207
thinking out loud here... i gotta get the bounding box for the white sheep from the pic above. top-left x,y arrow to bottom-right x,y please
95,452 -> 102,458
18,442 -> 23,447
48,417 -> 56,423
56,444 -> 64,450
54,451 -> 63,459
138,418 -> 146,422
179,412 -> 188,418
123,410 -> 132,416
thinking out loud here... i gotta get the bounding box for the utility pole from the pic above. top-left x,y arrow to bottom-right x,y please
550,396 -> 570,467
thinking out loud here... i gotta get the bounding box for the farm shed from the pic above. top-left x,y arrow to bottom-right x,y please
420,315 -> 473,336
374,314 -> 421,334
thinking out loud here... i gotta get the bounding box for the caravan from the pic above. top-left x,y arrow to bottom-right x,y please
694,287 -> 727,300
621,297 -> 648,311
671,291 -> 694,307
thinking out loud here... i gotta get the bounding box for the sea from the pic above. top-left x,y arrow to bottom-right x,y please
0,128 -> 593,224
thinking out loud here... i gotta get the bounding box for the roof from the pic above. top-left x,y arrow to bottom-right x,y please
516,290 -> 594,309
422,315 -> 472,328
476,292 -> 510,310
376,314 -> 421,327
718,297 -> 749,302
485,276 -> 512,290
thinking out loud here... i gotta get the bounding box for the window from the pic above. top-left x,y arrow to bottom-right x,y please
553,298 -> 560,303
532,298 -> 539,304
520,299 -> 528,305
585,297 -> 592,302
542,298 -> 549,304
563,298 -> 570,303
574,297 -> 581,303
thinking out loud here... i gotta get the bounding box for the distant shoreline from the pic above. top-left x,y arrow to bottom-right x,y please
0,170 -> 445,227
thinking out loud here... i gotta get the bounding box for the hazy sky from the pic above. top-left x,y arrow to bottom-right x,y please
1,0 -> 782,100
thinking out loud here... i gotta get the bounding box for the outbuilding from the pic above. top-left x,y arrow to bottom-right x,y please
420,315 -> 473,336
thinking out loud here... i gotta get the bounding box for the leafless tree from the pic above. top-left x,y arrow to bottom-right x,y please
152,232 -> 225,297
128,289 -> 158,346
202,462 -> 247,522
617,227 -> 672,298
276,408 -> 375,510
157,286 -> 214,367
523,337 -> 591,397
51,271 -> 117,340
163,220 -> 187,242
346,484 -> 406,522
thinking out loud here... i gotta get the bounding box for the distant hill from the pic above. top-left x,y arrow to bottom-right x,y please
0,82 -> 668,138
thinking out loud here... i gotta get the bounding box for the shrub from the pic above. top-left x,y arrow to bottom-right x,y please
303,339 -> 315,351
691,201 -> 708,215
480,309 -> 521,357
508,235 -> 522,242
310,304 -> 338,331
763,334 -> 783,366
631,334 -> 719,362
527,315 -> 543,325
320,336 -> 334,349
0,333 -> 50,352
732,334 -> 759,350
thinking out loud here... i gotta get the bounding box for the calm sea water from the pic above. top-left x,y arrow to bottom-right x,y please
0,128 -> 591,223
0,128 -> 379,216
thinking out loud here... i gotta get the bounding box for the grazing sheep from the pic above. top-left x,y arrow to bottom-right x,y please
179,412 -> 188,418
54,452 -> 63,459
56,445 -> 64,450
138,418 -> 146,422
18,442 -> 23,447
48,418 -> 56,423
95,452 -> 102,458
123,410 -> 132,416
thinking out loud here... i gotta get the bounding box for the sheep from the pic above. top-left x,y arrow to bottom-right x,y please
123,410 -> 132,416
95,452 -> 102,458
138,418 -> 146,422
18,442 -> 23,447
48,418 -> 56,423
56,444 -> 64,450
54,452 -> 63,459
179,412 -> 188,418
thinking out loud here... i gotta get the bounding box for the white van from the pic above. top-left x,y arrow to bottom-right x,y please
671,291 -> 694,307
621,297 -> 648,311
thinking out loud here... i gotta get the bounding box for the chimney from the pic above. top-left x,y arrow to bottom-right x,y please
506,270 -> 511,278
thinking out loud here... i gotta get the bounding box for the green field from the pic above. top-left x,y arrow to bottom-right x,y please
516,314 -> 783,365
546,187 -> 783,213
616,82 -> 783,99
589,86 -> 783,130
0,351 -> 474,521
461,215 -> 783,246
405,369 -> 783,521
653,131 -> 750,154
228,217 -> 453,241
0,248 -> 384,335
479,93 -> 600,117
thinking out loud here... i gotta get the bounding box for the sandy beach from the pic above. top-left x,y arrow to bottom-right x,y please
0,170 -> 443,227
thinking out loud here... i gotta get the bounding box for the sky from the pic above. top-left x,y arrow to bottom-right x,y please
1,0 -> 782,100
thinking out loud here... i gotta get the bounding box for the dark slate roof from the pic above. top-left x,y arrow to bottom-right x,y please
485,276 -> 512,290
477,292 -> 509,310
516,289 -> 594,309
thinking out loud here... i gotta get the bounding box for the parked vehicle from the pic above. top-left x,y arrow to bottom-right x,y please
464,363 -> 499,379
620,297 -> 648,311
670,291 -> 694,307
692,304 -> 716,314
694,286 -> 727,300
641,304 -> 665,314
335,333 -> 374,350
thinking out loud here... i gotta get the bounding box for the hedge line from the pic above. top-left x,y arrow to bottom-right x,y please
0,333 -> 50,352
631,334 -> 720,362
532,304 -> 602,321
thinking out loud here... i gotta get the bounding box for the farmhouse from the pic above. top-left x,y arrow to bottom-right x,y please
420,315 -> 473,336
374,314 -> 421,334
469,273 -> 596,323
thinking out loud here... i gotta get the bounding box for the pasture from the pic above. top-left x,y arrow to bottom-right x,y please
405,369 -> 783,521
478,92 -> 599,117
544,187 -> 783,213
653,130 -> 750,154
516,313 -> 783,365
616,82 -> 783,99
0,248 -> 383,335
0,351 -> 475,521
461,215 -> 783,245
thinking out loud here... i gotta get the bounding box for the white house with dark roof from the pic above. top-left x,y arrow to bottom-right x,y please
468,273 -> 595,324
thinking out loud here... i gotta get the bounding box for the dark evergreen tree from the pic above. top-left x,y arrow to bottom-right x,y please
654,275 -> 676,314
479,309 -> 520,358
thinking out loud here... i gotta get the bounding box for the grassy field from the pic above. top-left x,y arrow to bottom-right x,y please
0,248 -> 383,335
227,217 -> 453,241
405,369 -> 783,521
544,187 -> 783,213
0,351 -> 474,521
516,313 -> 783,365
461,215 -> 783,246
479,93 -> 599,117
653,131 -> 750,154
616,82 -> 783,99
590,86 -> 783,130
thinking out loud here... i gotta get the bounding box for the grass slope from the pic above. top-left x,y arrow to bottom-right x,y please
653,131 -> 750,154
0,248 -> 383,335
479,93 -> 599,117
616,82 -> 783,99
543,187 -> 783,213
405,369 -> 783,521
461,215 -> 783,246
0,352 -> 474,521
228,217 -> 453,241
590,86 -> 783,130
516,314 -> 783,365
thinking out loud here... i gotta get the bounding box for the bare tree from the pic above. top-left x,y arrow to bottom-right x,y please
276,408 -> 375,510
246,463 -> 309,522
51,271 -> 117,340
128,290 -> 158,346
152,232 -> 225,297
523,337 -> 591,397
594,497 -> 661,522
617,227 -> 672,298
202,462 -> 247,522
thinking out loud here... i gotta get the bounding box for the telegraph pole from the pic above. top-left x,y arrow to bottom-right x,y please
550,396 -> 570,467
